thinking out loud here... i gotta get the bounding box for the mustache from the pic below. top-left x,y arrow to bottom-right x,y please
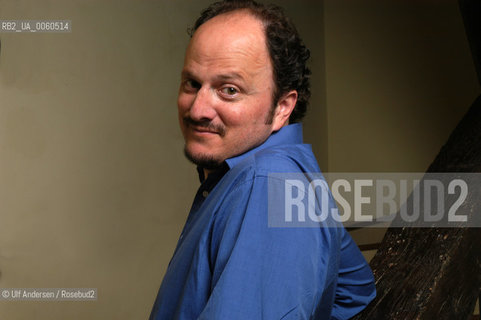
183,117 -> 226,137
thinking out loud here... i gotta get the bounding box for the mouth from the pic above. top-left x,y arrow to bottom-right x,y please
182,118 -> 225,137
191,126 -> 219,135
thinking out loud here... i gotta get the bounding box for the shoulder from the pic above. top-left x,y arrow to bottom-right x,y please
230,144 -> 319,180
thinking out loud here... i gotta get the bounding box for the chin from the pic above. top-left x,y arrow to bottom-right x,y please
183,145 -> 224,170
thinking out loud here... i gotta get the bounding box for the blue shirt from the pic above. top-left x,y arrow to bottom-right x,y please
150,124 -> 376,320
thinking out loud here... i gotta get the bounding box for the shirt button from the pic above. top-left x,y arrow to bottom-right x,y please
202,191 -> 209,198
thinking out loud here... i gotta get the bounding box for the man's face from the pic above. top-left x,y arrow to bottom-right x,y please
178,11 -> 279,169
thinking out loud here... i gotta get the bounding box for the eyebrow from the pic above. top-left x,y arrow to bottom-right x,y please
213,73 -> 245,82
181,70 -> 246,83
181,70 -> 196,80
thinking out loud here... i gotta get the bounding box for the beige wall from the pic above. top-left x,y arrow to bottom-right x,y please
0,0 -> 208,318
0,0 -> 479,319
324,0 -> 480,172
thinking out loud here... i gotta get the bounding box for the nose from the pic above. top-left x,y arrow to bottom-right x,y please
188,87 -> 217,122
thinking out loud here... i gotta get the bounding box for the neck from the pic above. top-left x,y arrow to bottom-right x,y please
203,168 -> 213,179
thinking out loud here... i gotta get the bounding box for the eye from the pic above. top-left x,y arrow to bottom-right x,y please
220,86 -> 238,96
183,79 -> 201,91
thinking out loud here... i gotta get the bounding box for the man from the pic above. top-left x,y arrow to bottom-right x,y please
150,1 -> 376,319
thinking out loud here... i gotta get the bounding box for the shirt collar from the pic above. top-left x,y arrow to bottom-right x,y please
196,162 -> 228,183
225,123 -> 303,169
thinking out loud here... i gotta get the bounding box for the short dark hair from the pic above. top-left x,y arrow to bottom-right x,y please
189,0 -> 311,123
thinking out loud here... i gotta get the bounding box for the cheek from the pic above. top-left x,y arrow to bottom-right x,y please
177,93 -> 192,114
220,99 -> 269,127
177,94 -> 190,130
218,107 -> 244,126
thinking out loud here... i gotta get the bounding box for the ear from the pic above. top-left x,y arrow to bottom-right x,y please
271,90 -> 298,131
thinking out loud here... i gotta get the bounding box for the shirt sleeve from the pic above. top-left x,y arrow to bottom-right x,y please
199,175 -> 346,320
331,230 -> 377,320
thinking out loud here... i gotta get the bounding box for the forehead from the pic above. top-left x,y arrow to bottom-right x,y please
184,11 -> 271,75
